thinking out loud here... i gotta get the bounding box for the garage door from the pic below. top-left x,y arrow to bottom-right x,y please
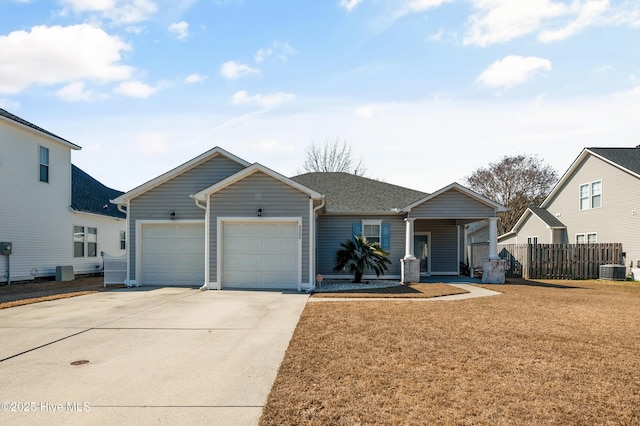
141,223 -> 205,286
222,221 -> 299,289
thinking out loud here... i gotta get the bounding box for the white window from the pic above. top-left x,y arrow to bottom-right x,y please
587,233 -> 597,244
74,226 -> 97,257
576,233 -> 585,244
527,236 -> 538,244
87,227 -> 97,257
361,219 -> 382,244
120,231 -> 126,250
579,180 -> 602,210
39,146 -> 49,183
591,181 -> 601,208
74,226 -> 85,257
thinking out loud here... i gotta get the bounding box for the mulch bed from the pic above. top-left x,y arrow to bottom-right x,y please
312,283 -> 469,298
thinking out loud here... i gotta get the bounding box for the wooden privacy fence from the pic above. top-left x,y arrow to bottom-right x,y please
498,243 -> 624,280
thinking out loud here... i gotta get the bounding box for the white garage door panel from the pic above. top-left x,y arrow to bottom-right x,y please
142,224 -> 205,286
222,222 -> 299,289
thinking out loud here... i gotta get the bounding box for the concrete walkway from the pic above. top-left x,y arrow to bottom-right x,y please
0,287 -> 309,425
308,283 -> 502,302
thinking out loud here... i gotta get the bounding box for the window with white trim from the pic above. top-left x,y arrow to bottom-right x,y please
74,226 -> 97,257
39,146 -> 49,183
362,219 -> 381,244
576,233 -> 597,244
527,236 -> 538,244
579,180 -> 602,210
120,231 -> 126,250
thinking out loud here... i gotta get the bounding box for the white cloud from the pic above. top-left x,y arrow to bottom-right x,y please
219,60 -> 261,79
56,81 -> 101,102
184,73 -> 206,83
356,103 -> 387,118
254,48 -> 272,63
464,0 -> 613,46
476,55 -> 552,90
341,0 -> 363,12
113,80 -> 158,98
61,0 -> 158,24
464,0 -> 567,46
254,41 -> 296,63
0,24 -> 133,94
539,0 -> 609,42
168,21 -> 189,40
231,90 -> 295,109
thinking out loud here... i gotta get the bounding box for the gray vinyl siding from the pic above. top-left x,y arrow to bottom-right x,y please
410,189 -> 495,218
128,155 -> 244,279
415,219 -> 460,273
209,172 -> 312,283
316,215 -> 405,278
544,154 -> 640,266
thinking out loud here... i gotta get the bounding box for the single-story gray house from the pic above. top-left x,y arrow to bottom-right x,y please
112,147 -> 506,290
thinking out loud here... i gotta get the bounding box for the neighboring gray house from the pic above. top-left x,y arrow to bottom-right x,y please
112,147 -> 506,290
0,108 -> 126,283
499,146 -> 640,272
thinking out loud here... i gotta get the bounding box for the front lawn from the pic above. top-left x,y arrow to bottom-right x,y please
260,279 -> 640,425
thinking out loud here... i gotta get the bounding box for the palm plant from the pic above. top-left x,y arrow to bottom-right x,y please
333,234 -> 392,283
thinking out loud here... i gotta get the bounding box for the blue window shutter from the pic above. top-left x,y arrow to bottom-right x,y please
381,223 -> 391,250
352,223 -> 362,239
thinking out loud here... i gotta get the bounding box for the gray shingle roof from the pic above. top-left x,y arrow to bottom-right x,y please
529,207 -> 565,228
588,147 -> 640,176
291,172 -> 427,213
72,165 -> 125,219
0,108 -> 80,148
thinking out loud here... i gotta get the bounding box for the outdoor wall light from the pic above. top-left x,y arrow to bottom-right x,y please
170,211 -> 176,220
257,208 -> 263,217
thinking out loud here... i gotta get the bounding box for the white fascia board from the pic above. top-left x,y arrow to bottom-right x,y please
403,182 -> 508,212
540,149 -> 588,208
0,115 -> 81,150
537,148 -> 639,208
192,163 -> 323,201
112,146 -> 251,205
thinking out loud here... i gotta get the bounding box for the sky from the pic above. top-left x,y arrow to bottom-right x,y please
2,0 -> 640,194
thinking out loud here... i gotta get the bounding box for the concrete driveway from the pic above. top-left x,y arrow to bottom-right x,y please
0,287 -> 309,425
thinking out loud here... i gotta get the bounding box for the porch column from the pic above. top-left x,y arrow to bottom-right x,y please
404,218 -> 416,258
488,217 -> 499,260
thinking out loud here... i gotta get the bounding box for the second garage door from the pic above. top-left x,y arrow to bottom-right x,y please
222,221 -> 299,289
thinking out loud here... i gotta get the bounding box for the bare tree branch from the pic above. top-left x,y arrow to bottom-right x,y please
298,139 -> 367,175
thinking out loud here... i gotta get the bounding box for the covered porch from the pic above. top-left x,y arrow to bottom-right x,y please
399,183 -> 506,283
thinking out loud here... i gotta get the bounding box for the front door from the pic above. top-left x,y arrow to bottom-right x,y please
414,233 -> 431,275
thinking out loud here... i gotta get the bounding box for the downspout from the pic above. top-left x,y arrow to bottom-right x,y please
113,200 -> 134,287
191,195 -> 209,290
308,196 -> 326,292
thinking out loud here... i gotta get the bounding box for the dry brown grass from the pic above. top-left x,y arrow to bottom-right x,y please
0,276 -> 122,309
261,279 -> 640,425
312,283 -> 469,298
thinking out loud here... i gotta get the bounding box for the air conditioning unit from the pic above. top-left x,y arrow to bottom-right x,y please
599,264 -> 626,281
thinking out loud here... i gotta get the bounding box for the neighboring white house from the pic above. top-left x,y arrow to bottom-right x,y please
0,108 -> 126,283
499,146 -> 640,274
